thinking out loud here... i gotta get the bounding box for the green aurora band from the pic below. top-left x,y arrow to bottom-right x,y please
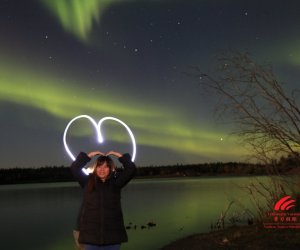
0,60 -> 246,161
41,0 -> 122,42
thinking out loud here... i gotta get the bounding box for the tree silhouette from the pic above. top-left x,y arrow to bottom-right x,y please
189,51 -> 300,220
191,51 -> 300,168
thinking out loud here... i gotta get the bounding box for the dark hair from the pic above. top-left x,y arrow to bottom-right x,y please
87,155 -> 116,192
95,155 -> 115,169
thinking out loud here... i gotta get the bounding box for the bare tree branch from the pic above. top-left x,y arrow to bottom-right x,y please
189,51 -> 300,165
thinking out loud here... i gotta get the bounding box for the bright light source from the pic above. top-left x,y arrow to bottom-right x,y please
63,115 -> 137,165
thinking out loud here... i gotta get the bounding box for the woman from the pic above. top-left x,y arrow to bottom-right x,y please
71,150 -> 136,250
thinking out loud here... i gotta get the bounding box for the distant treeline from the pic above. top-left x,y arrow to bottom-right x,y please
1,161 -> 298,185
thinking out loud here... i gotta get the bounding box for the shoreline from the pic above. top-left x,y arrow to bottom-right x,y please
0,174 -> 269,186
1,163 -> 298,185
160,224 -> 300,250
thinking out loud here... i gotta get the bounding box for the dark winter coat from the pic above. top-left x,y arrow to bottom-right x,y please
70,152 -> 136,246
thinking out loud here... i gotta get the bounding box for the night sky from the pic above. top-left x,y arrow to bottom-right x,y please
1,0 -> 300,168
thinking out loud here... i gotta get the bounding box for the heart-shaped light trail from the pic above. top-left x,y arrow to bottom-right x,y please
63,115 -> 136,162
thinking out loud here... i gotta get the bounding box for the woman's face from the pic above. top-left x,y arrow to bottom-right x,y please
96,162 -> 110,181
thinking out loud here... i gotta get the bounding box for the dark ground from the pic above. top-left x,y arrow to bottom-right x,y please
161,225 -> 300,250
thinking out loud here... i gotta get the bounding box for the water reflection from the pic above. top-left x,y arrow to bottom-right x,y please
0,177 -> 263,250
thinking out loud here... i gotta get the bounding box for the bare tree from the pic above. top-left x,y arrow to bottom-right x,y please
189,51 -> 300,222
191,52 -> 300,168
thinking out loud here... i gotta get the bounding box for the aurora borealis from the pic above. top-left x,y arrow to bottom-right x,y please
1,0 -> 300,168
41,0 -> 116,42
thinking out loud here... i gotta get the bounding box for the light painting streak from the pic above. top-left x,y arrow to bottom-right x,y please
63,115 -> 136,162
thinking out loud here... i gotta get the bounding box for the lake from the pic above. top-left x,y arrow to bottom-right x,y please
0,176 -> 264,250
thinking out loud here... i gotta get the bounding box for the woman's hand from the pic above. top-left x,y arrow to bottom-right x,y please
106,151 -> 122,158
87,151 -> 104,158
